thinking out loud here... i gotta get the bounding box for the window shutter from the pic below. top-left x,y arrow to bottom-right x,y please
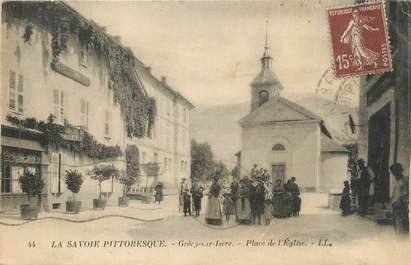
9,71 -> 16,110
17,75 -> 23,93
50,153 -> 59,193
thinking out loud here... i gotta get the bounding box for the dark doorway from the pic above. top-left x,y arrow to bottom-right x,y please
272,163 -> 285,185
368,103 -> 391,203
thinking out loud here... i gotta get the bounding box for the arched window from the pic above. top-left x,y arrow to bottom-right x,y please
272,144 -> 285,151
258,90 -> 269,106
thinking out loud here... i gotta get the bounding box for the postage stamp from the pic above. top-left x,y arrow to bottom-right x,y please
327,1 -> 392,78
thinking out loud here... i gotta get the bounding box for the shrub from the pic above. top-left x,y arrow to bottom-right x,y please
19,171 -> 45,202
65,169 -> 84,201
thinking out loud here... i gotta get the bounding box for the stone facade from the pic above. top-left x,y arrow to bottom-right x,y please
0,2 -> 193,212
357,1 -> 410,203
238,41 -> 349,192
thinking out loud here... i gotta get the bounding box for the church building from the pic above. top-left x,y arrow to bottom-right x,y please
237,40 -> 349,192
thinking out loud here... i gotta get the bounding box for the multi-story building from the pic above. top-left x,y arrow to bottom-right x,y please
0,2 -> 193,212
357,1 -> 410,210
130,62 -> 193,194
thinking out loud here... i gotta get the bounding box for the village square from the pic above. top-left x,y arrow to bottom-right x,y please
0,1 -> 410,265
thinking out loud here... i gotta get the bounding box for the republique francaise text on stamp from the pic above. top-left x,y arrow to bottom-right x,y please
327,1 -> 392,78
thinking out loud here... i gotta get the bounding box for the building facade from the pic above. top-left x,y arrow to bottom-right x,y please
130,62 -> 194,193
357,1 -> 410,204
0,2 -> 193,213
238,41 -> 349,192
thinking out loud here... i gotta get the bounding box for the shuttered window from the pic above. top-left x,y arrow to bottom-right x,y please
53,89 -> 64,123
9,71 -> 24,113
80,98 -> 89,129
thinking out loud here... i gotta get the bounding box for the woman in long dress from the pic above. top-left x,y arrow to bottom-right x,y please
236,178 -> 252,224
205,177 -> 222,225
272,179 -> 286,218
340,9 -> 380,70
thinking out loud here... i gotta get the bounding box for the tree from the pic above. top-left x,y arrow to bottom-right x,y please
116,170 -> 137,197
126,144 -> 141,183
344,143 -> 358,177
88,164 -> 119,199
211,161 -> 230,180
64,169 -> 84,201
191,139 -> 215,182
19,171 -> 45,202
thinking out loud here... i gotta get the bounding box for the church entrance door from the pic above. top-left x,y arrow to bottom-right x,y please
272,163 -> 285,184
368,103 -> 391,203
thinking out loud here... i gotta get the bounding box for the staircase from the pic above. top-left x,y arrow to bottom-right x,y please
366,203 -> 393,225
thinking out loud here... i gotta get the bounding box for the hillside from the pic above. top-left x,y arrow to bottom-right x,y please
190,93 -> 359,165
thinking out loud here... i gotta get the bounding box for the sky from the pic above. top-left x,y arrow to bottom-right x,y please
69,0 -> 357,108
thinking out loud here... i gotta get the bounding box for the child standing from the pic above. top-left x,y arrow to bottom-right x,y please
223,193 -> 234,222
340,180 -> 351,216
183,189 -> 191,216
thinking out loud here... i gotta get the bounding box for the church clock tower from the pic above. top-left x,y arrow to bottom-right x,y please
249,33 -> 283,112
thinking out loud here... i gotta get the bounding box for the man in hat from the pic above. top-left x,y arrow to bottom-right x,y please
389,163 -> 409,234
183,188 -> 191,216
192,186 -> 204,217
288,177 -> 301,216
252,177 -> 265,225
251,164 -> 259,180
230,179 -> 239,221
178,178 -> 187,212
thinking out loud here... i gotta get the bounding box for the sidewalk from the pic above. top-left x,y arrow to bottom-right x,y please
0,195 -> 180,226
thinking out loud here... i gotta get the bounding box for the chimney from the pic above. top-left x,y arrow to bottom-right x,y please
161,76 -> 167,85
145,66 -> 151,74
113,36 -> 121,44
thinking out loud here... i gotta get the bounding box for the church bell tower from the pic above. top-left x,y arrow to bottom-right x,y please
250,22 -> 283,112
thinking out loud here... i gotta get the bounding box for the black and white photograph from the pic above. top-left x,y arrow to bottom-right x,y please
0,1 -> 410,264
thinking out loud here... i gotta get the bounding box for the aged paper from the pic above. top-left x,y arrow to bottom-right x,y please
0,1 -> 410,264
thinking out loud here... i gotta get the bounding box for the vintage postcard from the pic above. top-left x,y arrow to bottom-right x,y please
0,1 -> 410,265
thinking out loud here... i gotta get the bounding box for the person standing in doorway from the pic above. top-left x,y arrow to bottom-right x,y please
357,159 -> 374,216
389,163 -> 409,234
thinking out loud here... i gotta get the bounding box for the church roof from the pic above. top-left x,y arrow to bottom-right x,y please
239,95 -> 322,126
250,68 -> 284,88
321,135 -> 349,153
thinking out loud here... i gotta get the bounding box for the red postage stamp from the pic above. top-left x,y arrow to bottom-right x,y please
327,1 -> 392,78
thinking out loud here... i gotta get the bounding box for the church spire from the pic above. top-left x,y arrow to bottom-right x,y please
261,12 -> 272,70
249,7 -> 283,112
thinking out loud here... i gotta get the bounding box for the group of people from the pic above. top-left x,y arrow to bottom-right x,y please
179,164 -> 302,226
339,159 -> 409,234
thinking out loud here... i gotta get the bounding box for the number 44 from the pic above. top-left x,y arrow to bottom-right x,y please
336,54 -> 350,70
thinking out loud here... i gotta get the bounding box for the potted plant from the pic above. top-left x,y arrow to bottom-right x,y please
88,164 -> 118,210
19,171 -> 45,220
64,169 -> 84,213
116,170 -> 137,207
